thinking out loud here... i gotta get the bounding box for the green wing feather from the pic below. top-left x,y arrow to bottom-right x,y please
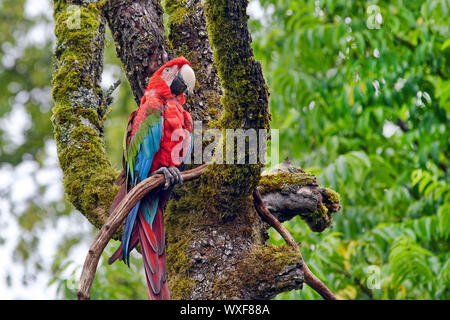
123,107 -> 162,184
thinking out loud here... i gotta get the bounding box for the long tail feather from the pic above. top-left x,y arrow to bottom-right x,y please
108,227 -> 139,265
137,201 -> 170,300
108,191 -> 170,300
122,200 -> 141,265
109,182 -> 127,215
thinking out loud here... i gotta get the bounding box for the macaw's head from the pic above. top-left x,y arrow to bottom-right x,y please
147,56 -> 196,98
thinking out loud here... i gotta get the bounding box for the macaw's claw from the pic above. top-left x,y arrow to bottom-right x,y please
168,167 -> 184,185
151,166 -> 183,190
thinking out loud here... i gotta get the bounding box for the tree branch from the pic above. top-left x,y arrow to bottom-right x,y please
203,0 -> 271,218
52,0 -> 117,230
258,158 -> 341,232
50,0 -> 342,300
77,164 -> 208,300
103,0 -> 170,104
253,189 -> 338,300
253,189 -> 298,248
165,0 -> 223,122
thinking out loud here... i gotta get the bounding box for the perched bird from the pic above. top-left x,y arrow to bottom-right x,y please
108,57 -> 195,300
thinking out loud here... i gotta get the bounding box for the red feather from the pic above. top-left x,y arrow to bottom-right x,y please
109,57 -> 192,300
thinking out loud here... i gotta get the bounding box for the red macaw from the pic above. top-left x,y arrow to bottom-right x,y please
108,57 -> 195,300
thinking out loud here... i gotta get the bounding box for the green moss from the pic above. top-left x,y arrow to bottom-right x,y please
167,7 -> 189,25
164,173 -> 268,298
164,178 -> 210,299
240,244 -> 300,285
52,1 -> 118,230
258,171 -> 317,195
200,0 -> 271,217
323,187 -> 340,203
164,0 -> 191,26
212,244 -> 301,298
317,203 -> 329,217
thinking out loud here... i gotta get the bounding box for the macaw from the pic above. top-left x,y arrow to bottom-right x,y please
108,57 -> 195,300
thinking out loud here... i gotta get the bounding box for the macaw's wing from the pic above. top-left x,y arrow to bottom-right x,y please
109,102 -> 162,212
124,101 -> 163,187
120,98 -> 164,265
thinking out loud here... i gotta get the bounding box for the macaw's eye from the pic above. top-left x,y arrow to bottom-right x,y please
164,67 -> 171,73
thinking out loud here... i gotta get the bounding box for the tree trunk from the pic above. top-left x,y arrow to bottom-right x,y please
51,0 -> 340,300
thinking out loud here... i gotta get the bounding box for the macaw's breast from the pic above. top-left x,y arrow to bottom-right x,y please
151,96 -> 193,172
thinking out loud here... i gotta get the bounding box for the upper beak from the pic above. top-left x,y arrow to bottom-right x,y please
179,64 -> 196,96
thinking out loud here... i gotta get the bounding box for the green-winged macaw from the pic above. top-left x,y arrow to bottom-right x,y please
108,57 -> 195,300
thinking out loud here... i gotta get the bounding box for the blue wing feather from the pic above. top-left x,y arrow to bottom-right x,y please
122,200 -> 140,266
122,116 -> 163,265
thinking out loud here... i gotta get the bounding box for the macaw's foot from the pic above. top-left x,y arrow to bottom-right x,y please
151,166 -> 184,190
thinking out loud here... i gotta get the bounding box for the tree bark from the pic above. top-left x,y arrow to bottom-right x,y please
52,0 -> 341,300
103,0 -> 169,105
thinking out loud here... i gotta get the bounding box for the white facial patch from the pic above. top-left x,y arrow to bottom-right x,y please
161,65 -> 179,87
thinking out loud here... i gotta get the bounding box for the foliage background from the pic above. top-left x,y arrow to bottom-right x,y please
0,0 -> 448,299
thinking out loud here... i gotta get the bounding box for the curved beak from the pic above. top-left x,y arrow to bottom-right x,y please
170,64 -> 196,96
179,64 -> 196,96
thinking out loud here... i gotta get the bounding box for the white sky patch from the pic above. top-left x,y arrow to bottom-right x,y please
394,78 -> 407,91
0,103 -> 32,148
101,64 -> 122,90
416,91 -> 431,107
326,68 -> 338,78
0,165 -> 15,190
373,48 -> 380,58
383,121 -> 401,138
247,0 -> 273,27
1,0 -> 55,69
247,0 -> 265,20
25,23 -> 55,48
24,0 -> 53,19
31,86 -> 53,113
1,42 -> 23,68
372,80 -> 380,97
0,138 -> 94,299
41,141 -> 64,203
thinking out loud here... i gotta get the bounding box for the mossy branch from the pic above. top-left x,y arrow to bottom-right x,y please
253,189 -> 338,300
104,0 -> 169,104
258,158 -> 341,232
52,0 -> 118,229
203,0 -> 271,217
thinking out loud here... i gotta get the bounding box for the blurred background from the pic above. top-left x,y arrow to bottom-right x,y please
0,0 -> 448,299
